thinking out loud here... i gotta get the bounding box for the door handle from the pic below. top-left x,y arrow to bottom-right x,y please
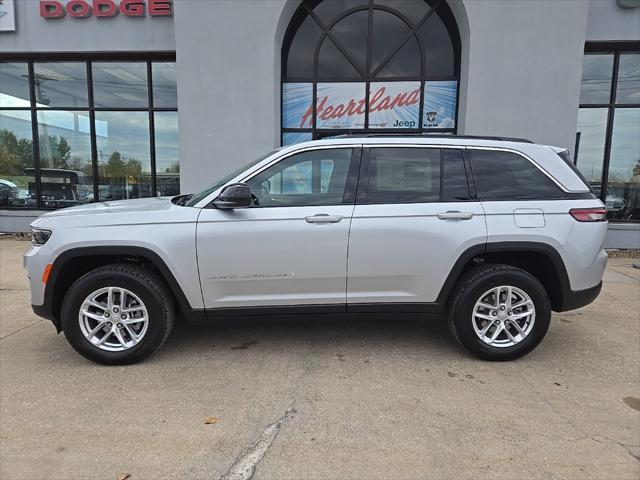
437,211 -> 474,220
305,214 -> 343,224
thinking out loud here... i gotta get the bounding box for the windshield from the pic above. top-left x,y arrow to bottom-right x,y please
184,149 -> 280,207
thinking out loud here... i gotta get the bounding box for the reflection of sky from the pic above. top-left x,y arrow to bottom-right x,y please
422,81 -> 456,129
576,108 -> 607,182
154,112 -> 179,171
609,108 -> 640,182
95,111 -> 151,169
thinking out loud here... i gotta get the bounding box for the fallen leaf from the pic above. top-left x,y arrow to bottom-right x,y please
204,416 -> 217,425
116,473 -> 131,480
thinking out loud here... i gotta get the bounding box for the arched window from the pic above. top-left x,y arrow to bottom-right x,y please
281,0 -> 461,145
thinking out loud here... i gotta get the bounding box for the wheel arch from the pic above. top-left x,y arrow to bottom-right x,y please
43,246 -> 203,331
437,241 -> 571,312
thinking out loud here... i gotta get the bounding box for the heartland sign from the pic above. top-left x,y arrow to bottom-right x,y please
39,0 -> 172,18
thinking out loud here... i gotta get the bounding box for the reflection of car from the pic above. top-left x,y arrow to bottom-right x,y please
24,168 -> 93,208
0,179 -> 22,207
592,185 -> 626,212
25,136 -> 608,365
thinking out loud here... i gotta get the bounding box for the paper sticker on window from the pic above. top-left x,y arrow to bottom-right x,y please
316,82 -> 366,129
283,83 -> 313,129
422,81 -> 457,129
368,82 -> 420,129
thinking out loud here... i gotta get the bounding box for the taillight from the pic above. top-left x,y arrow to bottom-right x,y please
569,207 -> 607,222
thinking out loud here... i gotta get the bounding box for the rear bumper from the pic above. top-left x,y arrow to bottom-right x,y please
557,281 -> 602,312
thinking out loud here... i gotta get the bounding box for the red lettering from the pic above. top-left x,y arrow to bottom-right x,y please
320,105 -> 334,120
406,89 -> 420,105
148,0 -> 172,16
40,0 -> 66,18
93,0 -> 118,17
368,87 -> 385,112
66,0 -> 92,17
120,0 -> 145,16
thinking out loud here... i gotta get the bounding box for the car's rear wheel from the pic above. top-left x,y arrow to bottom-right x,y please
448,264 -> 551,361
61,264 -> 175,365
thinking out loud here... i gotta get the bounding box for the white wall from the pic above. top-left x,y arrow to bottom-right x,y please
587,0 -> 640,41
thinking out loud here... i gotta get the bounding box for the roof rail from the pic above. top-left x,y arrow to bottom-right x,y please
331,133 -> 534,144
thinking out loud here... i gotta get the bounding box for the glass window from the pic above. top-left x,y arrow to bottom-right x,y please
0,62 -> 30,106
37,110 -> 94,208
285,16 -> 323,79
329,11 -> 368,75
580,54 -> 613,105
607,108 -> 640,221
442,149 -> 471,201
575,108 -> 608,185
616,53 -> 640,105
318,38 -> 361,80
313,0 -> 368,25
247,148 -> 353,207
370,10 -> 412,75
419,13 -> 455,77
92,62 -> 148,108
95,111 -> 152,201
0,111 -> 35,208
362,147 -> 440,204
469,150 -> 562,201
152,62 -> 177,108
154,112 -> 180,197
33,62 -> 88,107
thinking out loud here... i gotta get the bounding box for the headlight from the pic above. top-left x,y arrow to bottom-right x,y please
31,228 -> 52,246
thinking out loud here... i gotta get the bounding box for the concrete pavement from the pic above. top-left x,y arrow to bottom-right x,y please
1,239 -> 639,480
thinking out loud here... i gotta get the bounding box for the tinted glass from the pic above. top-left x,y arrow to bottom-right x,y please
313,0 -> 368,25
154,112 -> 180,197
318,38 -> 361,80
580,54 -> 613,105
576,108 -> 607,185
442,149 -> 471,201
33,62 -> 88,107
616,53 -> 640,105
95,111 -> 151,201
419,13 -> 455,77
330,11 -> 368,75
607,108 -> 639,221
376,37 -> 421,78
370,10 -> 412,74
286,16 -> 323,79
374,0 -> 429,21
247,148 -> 352,207
0,62 -> 30,106
37,110 -> 94,208
363,147 -> 440,203
470,150 -> 562,200
0,111 -> 35,208
92,62 -> 148,108
152,62 -> 177,108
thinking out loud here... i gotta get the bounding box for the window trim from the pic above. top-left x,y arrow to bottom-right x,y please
578,42 -> 640,221
281,0 -> 461,143
0,52 -> 178,210
230,145 -> 363,208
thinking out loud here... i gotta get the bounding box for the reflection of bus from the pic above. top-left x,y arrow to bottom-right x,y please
156,173 -> 180,197
25,168 -> 93,208
0,179 -> 23,207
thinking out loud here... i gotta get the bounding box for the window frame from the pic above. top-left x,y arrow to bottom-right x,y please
356,144 -> 474,205
281,0 -> 461,144
0,51 -> 178,210
577,42 -> 640,221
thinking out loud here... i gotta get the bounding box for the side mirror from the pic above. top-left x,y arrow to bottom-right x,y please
212,183 -> 252,209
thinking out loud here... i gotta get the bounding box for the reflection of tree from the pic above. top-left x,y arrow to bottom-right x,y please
165,161 -> 179,174
633,160 -> 640,178
0,144 -> 21,176
0,129 -> 33,172
39,134 -> 72,169
102,151 -> 142,178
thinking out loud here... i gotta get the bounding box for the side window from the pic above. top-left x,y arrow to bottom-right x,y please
246,148 -> 353,207
469,150 -> 562,200
442,149 -> 472,201
361,148 -> 441,204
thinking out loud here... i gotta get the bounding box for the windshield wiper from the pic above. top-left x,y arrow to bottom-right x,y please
171,193 -> 193,206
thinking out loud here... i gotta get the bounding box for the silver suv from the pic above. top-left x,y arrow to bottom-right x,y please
24,135 -> 608,364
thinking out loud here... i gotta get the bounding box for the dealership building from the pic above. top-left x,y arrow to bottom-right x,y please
0,0 -> 638,247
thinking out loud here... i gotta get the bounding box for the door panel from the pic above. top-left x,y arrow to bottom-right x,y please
346,146 -> 487,305
196,147 -> 359,309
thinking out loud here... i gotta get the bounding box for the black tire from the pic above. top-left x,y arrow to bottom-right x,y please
448,264 -> 551,361
61,264 -> 175,365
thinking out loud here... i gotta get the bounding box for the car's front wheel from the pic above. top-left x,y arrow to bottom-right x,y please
61,264 -> 175,365
448,264 -> 551,361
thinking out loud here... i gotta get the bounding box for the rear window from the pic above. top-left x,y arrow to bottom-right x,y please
469,150 -> 563,201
